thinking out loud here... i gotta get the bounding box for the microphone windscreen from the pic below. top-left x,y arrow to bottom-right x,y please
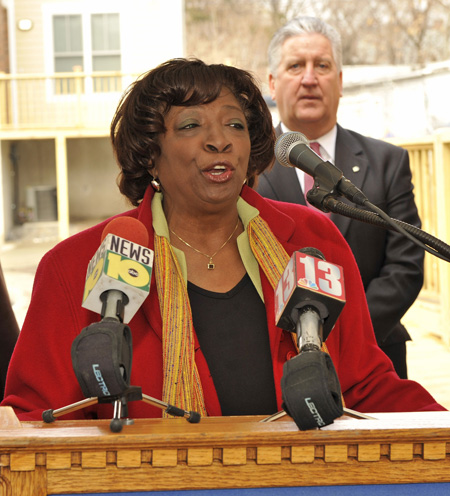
101,217 -> 149,246
275,131 -> 309,167
299,246 -> 325,261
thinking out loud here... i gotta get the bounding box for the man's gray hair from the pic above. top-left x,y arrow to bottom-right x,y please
268,16 -> 342,76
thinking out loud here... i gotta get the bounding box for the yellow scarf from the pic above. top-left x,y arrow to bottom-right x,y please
154,214 -> 290,417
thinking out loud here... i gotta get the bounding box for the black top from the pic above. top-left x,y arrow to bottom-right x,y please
188,274 -> 277,416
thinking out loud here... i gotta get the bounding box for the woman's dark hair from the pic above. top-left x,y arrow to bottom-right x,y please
111,58 -> 275,205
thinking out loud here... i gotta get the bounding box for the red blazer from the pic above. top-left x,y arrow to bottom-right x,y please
2,186 -> 443,420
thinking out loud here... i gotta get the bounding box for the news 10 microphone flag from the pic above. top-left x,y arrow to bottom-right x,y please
82,233 -> 154,323
275,251 -> 346,341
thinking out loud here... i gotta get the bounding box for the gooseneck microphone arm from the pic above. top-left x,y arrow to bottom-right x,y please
275,132 -> 450,263
324,197 -> 450,261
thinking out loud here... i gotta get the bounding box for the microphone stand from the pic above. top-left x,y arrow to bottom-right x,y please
307,179 -> 450,263
42,390 -> 200,432
273,169 -> 450,429
263,307 -> 374,426
261,407 -> 375,423
278,305 -> 344,430
42,290 -> 200,432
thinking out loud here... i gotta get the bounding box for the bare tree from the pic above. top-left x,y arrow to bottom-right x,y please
185,0 -> 272,86
266,0 -> 312,28
312,0 -> 450,65
185,0 -> 450,82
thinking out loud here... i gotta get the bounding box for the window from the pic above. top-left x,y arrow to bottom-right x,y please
53,15 -> 83,72
91,14 -> 121,71
91,14 -> 121,92
52,12 -> 121,94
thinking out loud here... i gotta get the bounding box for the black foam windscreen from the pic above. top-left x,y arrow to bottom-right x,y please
281,350 -> 343,430
71,319 -> 132,398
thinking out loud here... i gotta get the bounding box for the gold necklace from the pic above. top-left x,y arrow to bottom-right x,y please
170,219 -> 240,270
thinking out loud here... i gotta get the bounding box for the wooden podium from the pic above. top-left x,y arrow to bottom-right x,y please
1,407 -> 450,495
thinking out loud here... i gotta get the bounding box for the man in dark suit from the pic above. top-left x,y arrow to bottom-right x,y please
256,16 -> 424,378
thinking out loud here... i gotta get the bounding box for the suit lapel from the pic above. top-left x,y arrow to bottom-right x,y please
332,125 -> 369,237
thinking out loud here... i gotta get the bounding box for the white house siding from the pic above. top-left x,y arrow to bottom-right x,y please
1,0 -> 185,242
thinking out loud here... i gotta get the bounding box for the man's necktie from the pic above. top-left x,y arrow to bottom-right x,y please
304,142 -> 320,204
303,142 -> 331,216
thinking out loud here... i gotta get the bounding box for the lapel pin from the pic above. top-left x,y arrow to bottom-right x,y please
352,166 -> 360,173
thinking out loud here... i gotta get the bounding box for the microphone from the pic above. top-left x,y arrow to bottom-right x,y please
82,217 -> 154,324
275,247 -> 346,344
43,217 -> 202,429
274,132 -> 368,208
72,217 -> 154,399
276,248 -> 345,430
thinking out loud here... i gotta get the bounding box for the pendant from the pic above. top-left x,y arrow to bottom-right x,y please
207,258 -> 215,270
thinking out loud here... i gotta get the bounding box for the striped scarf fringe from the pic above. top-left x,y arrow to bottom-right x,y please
154,234 -> 207,417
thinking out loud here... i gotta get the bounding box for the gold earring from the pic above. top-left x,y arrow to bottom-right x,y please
151,178 -> 161,192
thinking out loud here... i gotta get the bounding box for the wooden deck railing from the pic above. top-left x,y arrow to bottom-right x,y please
388,131 -> 450,345
0,71 -> 140,130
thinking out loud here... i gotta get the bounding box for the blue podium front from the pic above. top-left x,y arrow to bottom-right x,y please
56,484 -> 450,496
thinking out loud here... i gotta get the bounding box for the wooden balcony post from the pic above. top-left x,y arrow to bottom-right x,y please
433,130 -> 450,346
73,66 -> 83,128
55,134 -> 69,240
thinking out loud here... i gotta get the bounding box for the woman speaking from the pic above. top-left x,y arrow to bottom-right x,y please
2,58 -> 444,420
